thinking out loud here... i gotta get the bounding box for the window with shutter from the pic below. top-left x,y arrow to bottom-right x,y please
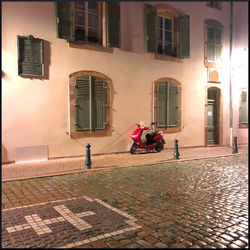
55,1 -> 120,48
144,4 -> 190,59
75,75 -> 107,131
239,89 -> 248,126
17,35 -> 44,76
205,21 -> 223,64
69,71 -> 112,138
155,79 -> 180,132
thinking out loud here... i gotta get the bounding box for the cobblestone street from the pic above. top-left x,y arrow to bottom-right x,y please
2,154 -> 248,248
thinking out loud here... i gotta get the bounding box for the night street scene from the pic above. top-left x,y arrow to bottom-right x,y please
2,1 -> 248,249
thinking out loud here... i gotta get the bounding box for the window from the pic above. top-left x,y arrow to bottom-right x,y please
206,1 -> 222,10
239,88 -> 248,127
154,79 -> 181,133
74,1 -> 101,43
157,16 -> 175,56
69,71 -> 112,138
205,20 -> 223,65
144,4 -> 190,58
75,76 -> 106,131
17,35 -> 44,76
56,1 -> 120,48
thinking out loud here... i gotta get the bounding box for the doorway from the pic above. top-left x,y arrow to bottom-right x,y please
206,88 -> 220,145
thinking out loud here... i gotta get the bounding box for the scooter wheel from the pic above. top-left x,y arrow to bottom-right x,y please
155,141 -> 164,152
129,142 -> 138,154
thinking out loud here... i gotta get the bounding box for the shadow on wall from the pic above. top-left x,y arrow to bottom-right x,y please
20,39 -> 51,80
2,144 -> 9,163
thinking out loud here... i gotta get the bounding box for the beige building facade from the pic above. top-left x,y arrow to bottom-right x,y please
2,1 -> 248,164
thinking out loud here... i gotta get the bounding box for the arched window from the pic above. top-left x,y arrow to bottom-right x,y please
69,71 -> 112,138
154,78 -> 181,133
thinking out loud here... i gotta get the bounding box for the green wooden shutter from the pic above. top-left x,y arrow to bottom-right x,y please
157,82 -> 167,127
17,35 -> 44,76
144,4 -> 156,53
206,23 -> 216,62
92,77 -> 107,130
215,26 -> 222,61
179,15 -> 190,58
167,82 -> 179,127
206,22 -> 222,62
55,1 -> 74,40
106,1 -> 120,48
240,90 -> 248,124
75,76 -> 90,130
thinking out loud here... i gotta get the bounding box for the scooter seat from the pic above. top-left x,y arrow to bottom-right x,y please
146,132 -> 161,145
147,131 -> 160,137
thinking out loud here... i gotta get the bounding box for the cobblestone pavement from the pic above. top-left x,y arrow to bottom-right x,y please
2,154 -> 248,248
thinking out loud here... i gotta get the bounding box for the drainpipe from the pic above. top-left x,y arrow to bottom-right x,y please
229,2 -> 233,146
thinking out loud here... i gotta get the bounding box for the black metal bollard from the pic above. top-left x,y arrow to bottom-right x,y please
174,139 -> 180,159
232,136 -> 238,154
84,143 -> 92,169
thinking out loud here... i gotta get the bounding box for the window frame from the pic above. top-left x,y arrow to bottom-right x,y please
154,78 -> 181,133
239,88 -> 248,128
73,1 -> 103,44
69,71 -> 112,138
156,15 -> 175,57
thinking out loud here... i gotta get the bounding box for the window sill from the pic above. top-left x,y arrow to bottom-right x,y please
154,53 -> 183,63
204,61 -> 221,68
70,128 -> 112,139
68,41 -> 114,53
157,126 -> 181,134
239,123 -> 248,129
207,81 -> 221,84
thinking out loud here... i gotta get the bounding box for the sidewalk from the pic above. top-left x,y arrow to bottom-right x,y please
2,145 -> 248,182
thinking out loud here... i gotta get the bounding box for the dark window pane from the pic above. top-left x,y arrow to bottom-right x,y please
74,10 -> 85,26
157,29 -> 163,40
88,1 -> 97,13
75,26 -> 86,41
88,13 -> 98,28
157,16 -> 163,29
165,44 -> 172,56
88,28 -> 98,43
165,18 -> 172,30
157,43 -> 163,54
75,1 -> 85,10
165,31 -> 172,42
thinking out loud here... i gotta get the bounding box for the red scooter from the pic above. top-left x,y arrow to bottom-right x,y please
129,122 -> 166,154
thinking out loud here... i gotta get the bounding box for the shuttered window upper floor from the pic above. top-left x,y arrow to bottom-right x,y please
55,1 -> 120,48
55,1 -> 228,64
144,4 -> 190,59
